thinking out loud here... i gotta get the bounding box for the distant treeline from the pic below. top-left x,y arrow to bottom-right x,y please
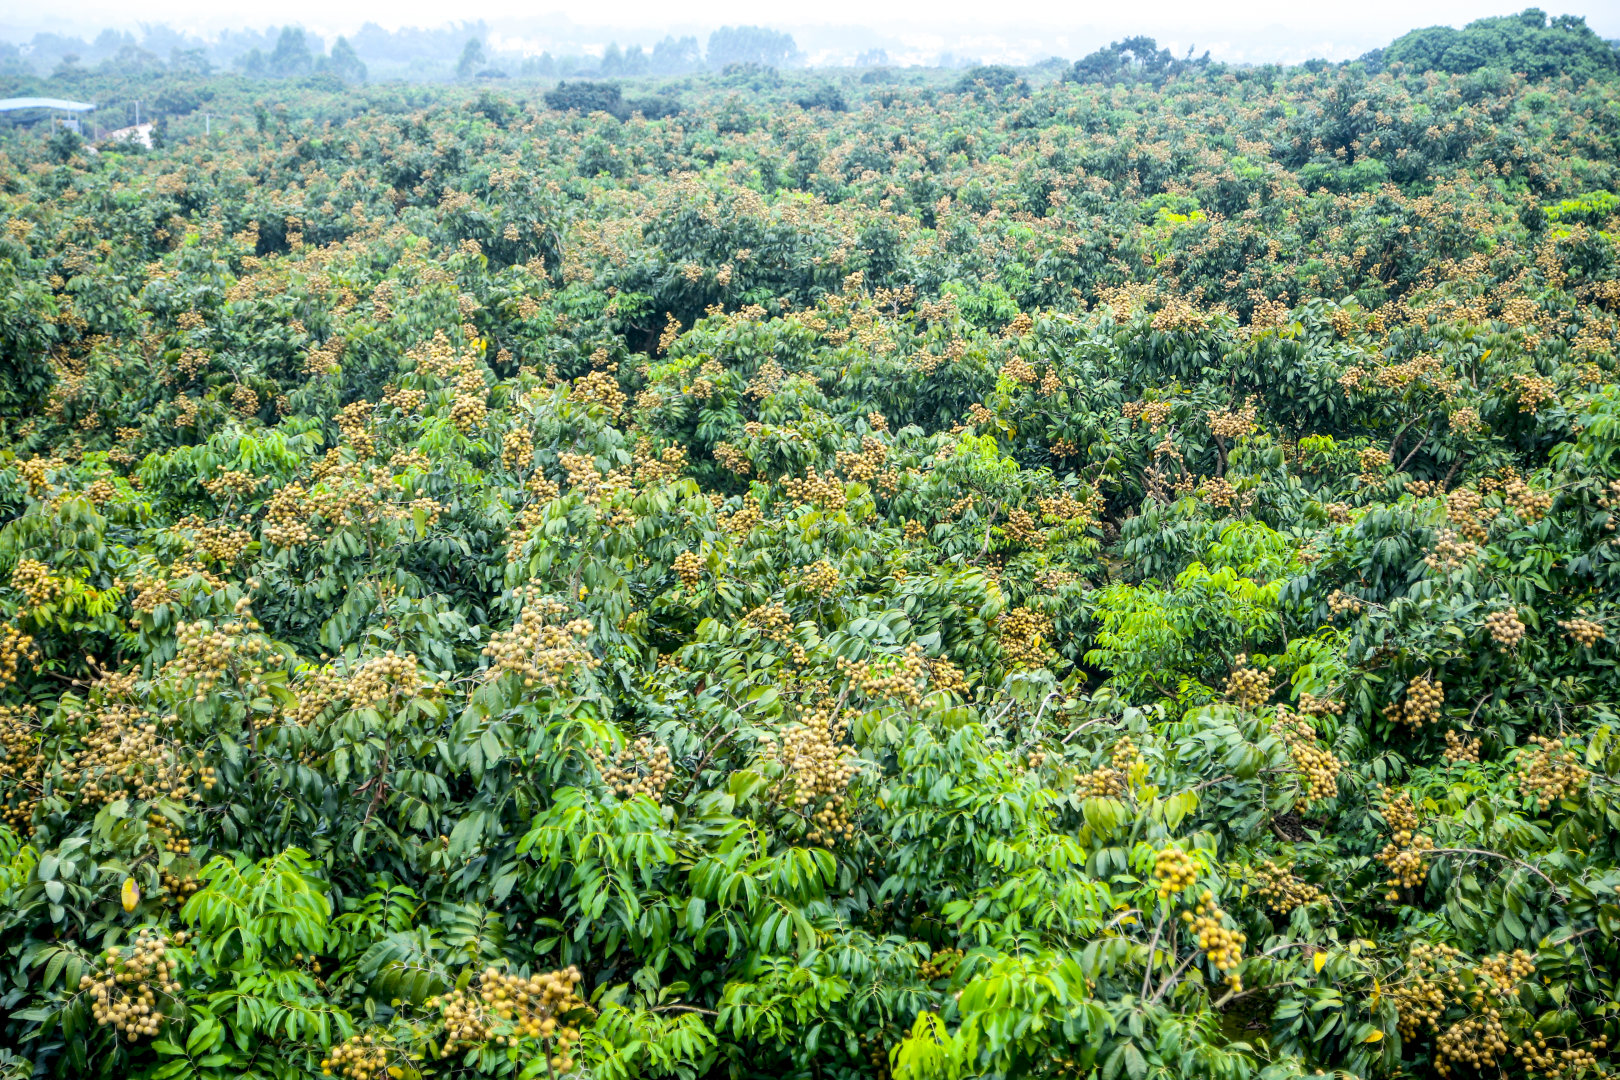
0,23 -> 799,84
0,7 -> 1613,94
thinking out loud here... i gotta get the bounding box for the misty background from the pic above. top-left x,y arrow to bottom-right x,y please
2,3 -> 1618,82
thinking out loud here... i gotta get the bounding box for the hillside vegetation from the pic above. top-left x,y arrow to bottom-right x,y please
0,14 -> 1619,1080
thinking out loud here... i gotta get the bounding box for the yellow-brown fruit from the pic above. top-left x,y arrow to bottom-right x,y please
1558,617 -> 1605,648
1224,654 -> 1274,709
1517,735 -> 1588,811
1484,607 -> 1525,650
673,551 -> 703,588
1153,846 -> 1197,898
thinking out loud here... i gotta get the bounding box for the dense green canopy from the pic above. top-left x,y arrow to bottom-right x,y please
0,24 -> 1618,1080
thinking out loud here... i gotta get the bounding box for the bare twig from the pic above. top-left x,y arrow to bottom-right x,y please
1428,847 -> 1559,892
1141,912 -> 1166,999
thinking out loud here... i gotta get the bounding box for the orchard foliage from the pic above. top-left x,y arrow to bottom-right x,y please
0,26 -> 1619,1080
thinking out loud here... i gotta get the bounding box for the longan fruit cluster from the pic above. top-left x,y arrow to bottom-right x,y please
1002,507 -> 1041,544
1425,529 -> 1480,573
1474,950 -> 1536,1002
718,496 -> 763,538
1074,766 -> 1126,798
1139,401 -> 1173,428
11,558 -> 60,606
1207,399 -> 1258,440
450,370 -> 489,433
501,426 -> 534,471
1387,676 -> 1444,728
834,435 -> 889,483
230,384 -> 260,418
1111,737 -> 1141,773
16,456 -> 58,496
201,470 -> 258,501
1075,737 -> 1140,797
1224,655 -> 1274,709
1376,788 -> 1434,898
783,470 -> 848,510
1442,730 -> 1480,764
1485,607 -> 1525,649
861,1031 -> 892,1080
1181,891 -> 1244,991
383,385 -> 425,416
928,656 -> 970,696
1249,860 -> 1324,914
766,706 -> 859,846
1154,847 -> 1198,898
998,607 -> 1052,670
1519,1030 -> 1609,1080
0,624 -> 40,689
569,370 -> 626,418
161,870 -> 200,904
1328,582 -> 1367,615
712,442 -> 752,477
1435,1012 -> 1512,1075
800,560 -> 842,598
1025,750 -> 1048,769
631,443 -> 686,486
396,498 -> 440,534
1599,479 -> 1620,532
1559,617 -> 1605,647
128,573 -> 179,614
80,928 -> 185,1041
292,664 -> 351,725
1357,445 -> 1389,473
1393,945 -> 1534,1074
262,483 -> 315,547
1512,371 -> 1556,413
1000,357 -> 1038,385
169,614 -> 275,703
189,523 -> 252,565
434,966 -> 587,1070
347,651 -> 424,712
1297,692 -> 1344,717
673,551 -> 703,588
837,644 -> 930,706
919,948 -> 963,981
321,1033 -> 389,1079
0,704 -> 43,832
1517,735 -> 1589,811
1198,476 -> 1237,509
1391,941 -> 1462,1039
68,706 -> 198,805
1502,476 -> 1552,522
744,603 -> 794,644
1446,487 -> 1488,535
148,813 -> 190,854
482,588 -> 598,688
1273,710 -> 1341,806
590,737 -> 674,800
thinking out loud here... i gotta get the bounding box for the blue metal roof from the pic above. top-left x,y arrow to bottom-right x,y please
0,97 -> 97,112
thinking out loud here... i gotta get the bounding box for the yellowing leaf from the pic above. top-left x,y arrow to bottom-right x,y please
1364,1030 -> 1384,1043
1314,951 -> 1328,973
121,878 -> 140,912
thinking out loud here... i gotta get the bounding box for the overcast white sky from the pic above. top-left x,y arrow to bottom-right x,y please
4,0 -> 1617,65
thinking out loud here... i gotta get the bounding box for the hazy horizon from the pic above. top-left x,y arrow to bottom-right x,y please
4,2 -> 1618,68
